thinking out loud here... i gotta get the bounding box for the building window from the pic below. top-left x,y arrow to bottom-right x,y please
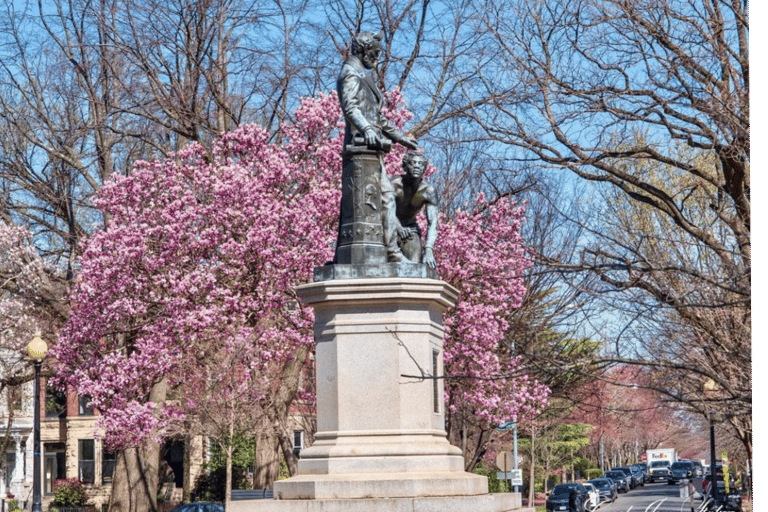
293,431 -> 304,456
45,385 -> 66,418
102,445 -> 116,483
79,395 -> 94,416
3,452 -> 15,490
432,350 -> 440,414
78,439 -> 95,484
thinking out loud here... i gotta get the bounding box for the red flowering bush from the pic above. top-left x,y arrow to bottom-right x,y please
52,478 -> 88,507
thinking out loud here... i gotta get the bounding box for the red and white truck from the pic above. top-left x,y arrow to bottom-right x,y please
646,448 -> 677,482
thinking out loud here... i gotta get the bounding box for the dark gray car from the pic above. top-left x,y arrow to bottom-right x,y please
604,470 -> 630,493
668,460 -> 694,484
587,477 -> 618,503
546,482 -> 588,512
613,466 -> 638,488
627,464 -> 645,486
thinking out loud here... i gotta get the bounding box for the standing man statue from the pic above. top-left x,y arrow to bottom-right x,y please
390,152 -> 438,268
333,31 -> 418,265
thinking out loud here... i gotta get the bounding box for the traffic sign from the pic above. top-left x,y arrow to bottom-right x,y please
496,451 -> 515,472
497,470 -> 523,486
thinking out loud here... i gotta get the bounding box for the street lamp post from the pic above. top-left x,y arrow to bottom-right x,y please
704,379 -> 718,505
709,418 -> 717,503
27,333 -> 48,512
512,419 -> 519,494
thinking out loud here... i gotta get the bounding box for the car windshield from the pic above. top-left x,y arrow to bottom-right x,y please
671,462 -> 690,470
651,461 -> 670,467
605,472 -> 621,478
589,480 -> 609,489
552,484 -> 577,494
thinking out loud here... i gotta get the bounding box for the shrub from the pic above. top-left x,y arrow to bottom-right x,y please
585,468 -> 604,480
6,499 -> 21,512
52,478 -> 89,506
473,464 -> 512,493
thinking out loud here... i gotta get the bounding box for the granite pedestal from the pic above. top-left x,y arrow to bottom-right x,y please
229,277 -> 528,511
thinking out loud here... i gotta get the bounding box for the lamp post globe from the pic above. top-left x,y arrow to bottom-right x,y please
27,334 -> 48,362
27,333 -> 47,512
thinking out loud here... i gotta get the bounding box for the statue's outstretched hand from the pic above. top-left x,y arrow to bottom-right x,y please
399,136 -> 418,150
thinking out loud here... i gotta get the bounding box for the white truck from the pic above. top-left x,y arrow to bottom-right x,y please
646,448 -> 677,482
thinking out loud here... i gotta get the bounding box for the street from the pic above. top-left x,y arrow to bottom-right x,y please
593,481 -> 699,512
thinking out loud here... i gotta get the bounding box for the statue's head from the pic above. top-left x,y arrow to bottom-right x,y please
351,31 -> 383,69
403,152 -> 428,179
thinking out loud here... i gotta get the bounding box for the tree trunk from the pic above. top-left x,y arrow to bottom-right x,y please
108,379 -> 167,512
108,443 -> 161,512
277,428 -> 298,477
225,441 -> 233,510
528,427 -> 535,506
253,343 -> 311,486
183,432 -> 192,503
253,431 -> 280,489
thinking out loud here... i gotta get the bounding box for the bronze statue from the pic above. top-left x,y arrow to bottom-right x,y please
390,152 -> 438,268
337,31 -> 418,153
333,31 -> 418,265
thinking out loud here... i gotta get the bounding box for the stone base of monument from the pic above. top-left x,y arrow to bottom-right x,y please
229,276 -> 529,512
228,491 -> 526,512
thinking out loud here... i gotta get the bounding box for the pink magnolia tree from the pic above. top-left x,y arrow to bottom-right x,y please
437,195 -> 551,470
52,93 -> 343,509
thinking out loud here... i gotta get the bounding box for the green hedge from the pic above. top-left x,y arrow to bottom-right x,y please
585,468 -> 604,480
473,464 -> 512,493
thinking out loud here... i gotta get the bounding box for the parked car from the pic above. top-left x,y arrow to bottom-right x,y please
546,482 -> 589,512
628,464 -> 645,487
649,460 -> 672,482
588,477 -> 618,503
169,503 -> 224,512
631,463 -> 647,483
613,466 -> 638,489
635,462 -> 649,478
582,482 -> 600,511
604,470 -> 630,493
668,460 -> 695,484
691,460 -> 704,477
